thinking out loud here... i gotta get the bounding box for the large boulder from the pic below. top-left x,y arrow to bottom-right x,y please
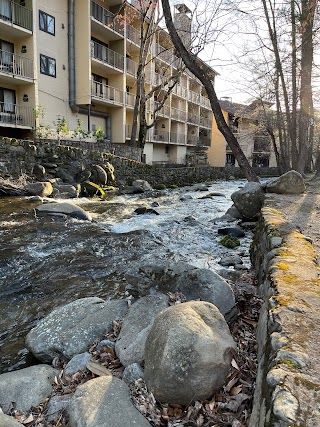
0,365 -> 57,413
266,171 -> 305,194
231,182 -> 265,219
144,301 -> 236,405
91,165 -> 108,185
68,376 -> 151,427
115,294 -> 169,367
25,182 -> 53,197
132,179 -> 152,192
26,298 -> 128,362
35,202 -> 92,221
0,413 -> 24,426
125,261 -> 236,321
51,184 -> 79,199
32,164 -> 46,180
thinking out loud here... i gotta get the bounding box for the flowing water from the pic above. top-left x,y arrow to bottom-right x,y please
0,180 -> 253,373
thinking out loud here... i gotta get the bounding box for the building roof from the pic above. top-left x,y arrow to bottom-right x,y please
219,99 -> 272,119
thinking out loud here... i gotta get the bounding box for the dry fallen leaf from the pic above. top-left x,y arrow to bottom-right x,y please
231,358 -> 240,370
86,361 -> 112,377
22,413 -> 34,424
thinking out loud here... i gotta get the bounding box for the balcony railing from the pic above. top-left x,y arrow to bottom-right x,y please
188,113 -> 199,125
91,41 -> 124,71
170,132 -> 186,144
91,1 -> 124,35
152,43 -> 173,64
126,57 -> 137,76
125,92 -> 135,107
0,0 -> 33,31
201,96 -> 211,109
0,50 -> 34,79
188,90 -> 200,104
199,136 -> 211,147
172,84 -> 187,98
171,106 -> 186,122
91,81 -> 123,104
199,117 -> 211,128
126,23 -> 140,45
187,134 -> 199,145
154,101 -> 170,117
153,130 -> 169,142
0,102 -> 34,127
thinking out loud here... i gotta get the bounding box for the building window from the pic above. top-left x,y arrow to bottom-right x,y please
226,153 -> 235,166
40,54 -> 56,77
0,87 -> 16,113
39,10 -> 55,35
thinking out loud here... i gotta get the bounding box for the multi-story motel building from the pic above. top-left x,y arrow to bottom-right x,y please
0,0 -> 215,165
207,99 -> 277,168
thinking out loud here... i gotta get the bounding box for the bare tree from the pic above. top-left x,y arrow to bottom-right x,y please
161,0 -> 258,181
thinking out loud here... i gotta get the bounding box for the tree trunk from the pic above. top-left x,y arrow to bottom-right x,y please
161,0 -> 258,182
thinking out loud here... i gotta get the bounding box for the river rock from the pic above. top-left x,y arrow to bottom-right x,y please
64,352 -> 92,377
218,226 -> 245,238
144,301 -> 236,405
266,171 -> 305,194
56,168 -> 74,183
104,162 -> 115,181
46,394 -> 72,422
134,207 -> 159,215
25,182 -> 53,197
68,161 -> 84,178
75,170 -> 91,183
231,182 -> 265,219
225,204 -> 243,219
115,294 -> 169,367
125,261 -> 236,321
52,184 -> 79,199
35,202 -> 92,221
26,298 -> 128,363
122,363 -> 144,384
132,179 -> 152,192
32,164 -> 46,180
0,365 -> 58,413
91,165 -> 108,185
219,254 -> 243,267
68,376 -> 151,427
0,413 -> 24,427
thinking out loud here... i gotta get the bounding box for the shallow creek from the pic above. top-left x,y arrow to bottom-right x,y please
0,180 -> 253,373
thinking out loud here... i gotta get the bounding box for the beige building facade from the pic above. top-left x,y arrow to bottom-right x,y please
0,0 -> 214,165
208,100 -> 277,169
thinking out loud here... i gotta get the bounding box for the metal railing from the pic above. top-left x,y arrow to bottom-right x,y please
172,84 -> 187,98
152,42 -> 173,64
0,50 -> 34,79
126,57 -> 137,76
91,81 -> 123,104
125,92 -> 135,107
153,130 -> 169,142
187,134 -> 199,145
126,23 -> 140,45
0,0 -> 33,31
91,1 -> 124,35
91,41 -> 124,71
154,101 -> 170,117
188,113 -> 199,125
0,102 -> 34,127
170,132 -> 186,144
200,95 -> 211,109
188,90 -> 201,104
171,106 -> 186,122
199,117 -> 211,128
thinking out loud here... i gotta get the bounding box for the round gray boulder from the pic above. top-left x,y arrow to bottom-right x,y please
144,301 -> 236,405
35,202 -> 92,221
26,297 -> 128,362
25,182 -> 53,197
68,376 -> 151,427
0,365 -> 58,413
231,182 -> 265,219
266,171 -> 305,194
115,294 -> 169,367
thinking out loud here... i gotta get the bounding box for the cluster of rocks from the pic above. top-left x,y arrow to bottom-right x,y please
0,171 -> 306,426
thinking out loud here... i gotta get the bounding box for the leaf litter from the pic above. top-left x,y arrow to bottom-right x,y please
10,272 -> 262,427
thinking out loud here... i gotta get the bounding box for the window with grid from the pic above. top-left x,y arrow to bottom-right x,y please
39,10 -> 55,35
40,54 -> 56,77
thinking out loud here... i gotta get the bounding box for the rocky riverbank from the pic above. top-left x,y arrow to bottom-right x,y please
0,170 -> 308,426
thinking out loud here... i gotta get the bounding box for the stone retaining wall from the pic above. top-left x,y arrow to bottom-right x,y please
0,138 -> 278,186
250,204 -> 320,426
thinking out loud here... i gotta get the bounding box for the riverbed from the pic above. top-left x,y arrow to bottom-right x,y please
0,180 -> 252,373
